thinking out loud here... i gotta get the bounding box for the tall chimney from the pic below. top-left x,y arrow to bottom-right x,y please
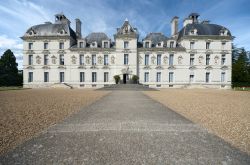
75,18 -> 82,38
171,16 -> 179,36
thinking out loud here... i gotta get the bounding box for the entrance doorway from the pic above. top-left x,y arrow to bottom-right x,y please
123,74 -> 127,84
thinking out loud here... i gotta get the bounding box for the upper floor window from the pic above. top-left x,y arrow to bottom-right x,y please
145,42 -> 149,48
206,54 -> 210,65
124,41 -> 129,49
104,55 -> 109,65
104,42 -> 108,48
190,54 -> 194,66
28,43 -> 33,50
190,42 -> 194,49
222,42 -> 226,50
79,54 -> 84,65
157,42 -> 161,47
79,42 -> 83,48
206,42 -> 210,49
92,55 -> 96,65
59,42 -> 64,49
124,54 -> 129,65
145,54 -> 149,65
28,55 -> 33,65
157,54 -> 161,65
44,55 -> 48,65
221,54 -> 226,65
104,72 -> 109,82
44,43 -> 48,49
170,41 -> 174,48
169,54 -> 174,65
59,54 -> 64,65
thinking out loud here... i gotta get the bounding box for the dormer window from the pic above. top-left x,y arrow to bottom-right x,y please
29,31 -> 33,35
79,42 -> 83,48
145,42 -> 149,48
170,41 -> 174,48
124,41 -> 129,49
206,42 -> 210,49
189,29 -> 197,35
220,29 -> 228,36
92,42 -> 95,46
158,43 -> 161,46
104,42 -> 108,48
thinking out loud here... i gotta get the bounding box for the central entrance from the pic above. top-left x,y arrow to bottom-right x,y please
123,74 -> 128,84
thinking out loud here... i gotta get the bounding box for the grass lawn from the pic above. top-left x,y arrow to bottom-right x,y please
0,86 -> 27,91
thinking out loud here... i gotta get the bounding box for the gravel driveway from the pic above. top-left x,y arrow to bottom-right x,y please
0,90 -> 249,164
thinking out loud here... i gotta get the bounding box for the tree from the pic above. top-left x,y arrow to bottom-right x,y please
0,49 -> 22,86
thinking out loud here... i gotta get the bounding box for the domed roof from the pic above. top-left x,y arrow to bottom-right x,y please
143,33 -> 168,47
177,23 -> 231,40
85,32 -> 110,47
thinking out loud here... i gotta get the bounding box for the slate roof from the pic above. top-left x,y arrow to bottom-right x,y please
85,32 -> 110,47
143,33 -> 168,47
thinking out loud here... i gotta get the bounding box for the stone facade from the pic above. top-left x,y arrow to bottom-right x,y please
22,13 -> 233,89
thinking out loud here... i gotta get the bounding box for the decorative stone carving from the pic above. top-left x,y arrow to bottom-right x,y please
36,56 -> 41,64
214,55 -> 219,64
90,65 -> 98,69
51,55 -> 57,64
163,55 -> 168,64
98,55 -> 103,64
42,66 -> 50,69
102,65 -> 110,69
139,55 -> 143,64
205,66 -> 213,70
189,66 -> 196,70
71,55 -> 76,64
168,65 -> 176,70
151,55 -> 156,64
178,55 -> 183,64
85,56 -> 90,64
143,65 -> 151,70
155,65 -> 163,70
198,55 -> 203,64
111,55 -> 115,64
221,66 -> 228,70
78,65 -> 86,69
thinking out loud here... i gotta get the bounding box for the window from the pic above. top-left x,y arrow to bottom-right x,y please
124,41 -> 129,49
28,43 -> 33,50
80,54 -> 84,65
206,54 -> 210,65
60,72 -> 64,82
59,54 -> 64,65
156,72 -> 161,82
169,54 -> 174,65
190,42 -> 194,49
104,72 -> 109,82
104,42 -> 108,48
158,43 -> 161,46
44,55 -> 48,65
80,72 -> 85,82
206,72 -> 210,83
44,43 -> 48,49
169,72 -> 174,83
145,42 -> 149,48
170,41 -> 174,48
79,42 -> 83,48
44,72 -> 49,82
222,42 -> 226,50
221,72 -> 225,82
28,72 -> 33,82
157,54 -> 161,65
206,42 -> 210,49
92,72 -> 97,82
145,54 -> 149,65
59,42 -> 64,49
221,54 -> 226,65
28,55 -> 33,65
144,72 -> 149,82
104,55 -> 108,65
190,74 -> 194,83
124,54 -> 128,65
190,54 -> 194,65
92,55 -> 96,65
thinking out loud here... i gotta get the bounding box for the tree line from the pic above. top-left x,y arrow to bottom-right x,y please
0,47 -> 249,87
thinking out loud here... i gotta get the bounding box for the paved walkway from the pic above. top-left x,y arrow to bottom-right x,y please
0,90 -> 249,164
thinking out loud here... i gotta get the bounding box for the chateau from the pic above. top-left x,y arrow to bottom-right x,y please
22,13 -> 233,89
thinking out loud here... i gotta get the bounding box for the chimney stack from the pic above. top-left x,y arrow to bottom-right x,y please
75,18 -> 82,38
171,16 -> 179,36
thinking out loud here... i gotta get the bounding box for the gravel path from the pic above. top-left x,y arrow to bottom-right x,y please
0,90 -> 249,164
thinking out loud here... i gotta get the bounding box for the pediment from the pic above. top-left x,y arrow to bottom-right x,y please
143,65 -> 151,70
221,66 -> 228,70
78,65 -> 86,69
42,66 -> 50,69
58,65 -> 66,69
26,66 -> 34,69
155,65 -> 164,70
205,66 -> 213,70
189,66 -> 197,70
168,65 -> 176,70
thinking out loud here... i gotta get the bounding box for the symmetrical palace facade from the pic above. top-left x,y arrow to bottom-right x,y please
22,13 -> 233,88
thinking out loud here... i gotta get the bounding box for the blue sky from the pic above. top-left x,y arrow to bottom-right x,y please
0,0 -> 250,69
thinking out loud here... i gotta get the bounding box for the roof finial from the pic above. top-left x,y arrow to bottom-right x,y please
125,18 -> 128,22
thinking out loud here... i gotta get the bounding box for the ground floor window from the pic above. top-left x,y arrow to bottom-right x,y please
189,74 -> 194,83
169,72 -> 174,83
104,72 -> 109,82
92,72 -> 97,82
144,72 -> 149,82
156,72 -> 161,82
80,72 -> 85,82
28,72 -> 33,82
206,72 -> 210,83
221,72 -> 225,82
44,72 -> 49,82
60,72 -> 64,83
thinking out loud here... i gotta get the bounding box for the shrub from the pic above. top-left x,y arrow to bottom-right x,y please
113,75 -> 120,84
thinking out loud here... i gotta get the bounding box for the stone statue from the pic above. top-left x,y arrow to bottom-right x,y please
163,55 -> 168,64
36,56 -> 41,64
85,56 -> 90,64
198,55 -> 203,64
71,55 -> 76,64
51,55 -> 57,64
111,55 -> 115,64
178,55 -> 183,64
98,56 -> 103,64
151,55 -> 156,64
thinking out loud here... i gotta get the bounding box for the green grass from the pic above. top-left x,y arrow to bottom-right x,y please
233,87 -> 250,91
0,86 -> 28,91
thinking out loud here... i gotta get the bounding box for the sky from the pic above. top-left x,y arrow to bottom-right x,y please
0,0 -> 250,69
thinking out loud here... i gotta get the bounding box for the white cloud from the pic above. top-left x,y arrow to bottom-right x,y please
0,35 -> 22,49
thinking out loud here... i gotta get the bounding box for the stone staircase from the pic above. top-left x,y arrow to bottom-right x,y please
97,84 -> 157,91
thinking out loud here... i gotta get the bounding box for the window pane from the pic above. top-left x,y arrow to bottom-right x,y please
60,55 -> 64,65
60,72 -> 64,82
92,55 -> 96,65
145,55 -> 149,65
28,72 -> 33,82
92,72 -> 97,82
80,72 -> 85,82
80,55 -> 84,65
169,54 -> 174,65
28,55 -> 33,65
104,55 -> 108,65
157,55 -> 161,65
